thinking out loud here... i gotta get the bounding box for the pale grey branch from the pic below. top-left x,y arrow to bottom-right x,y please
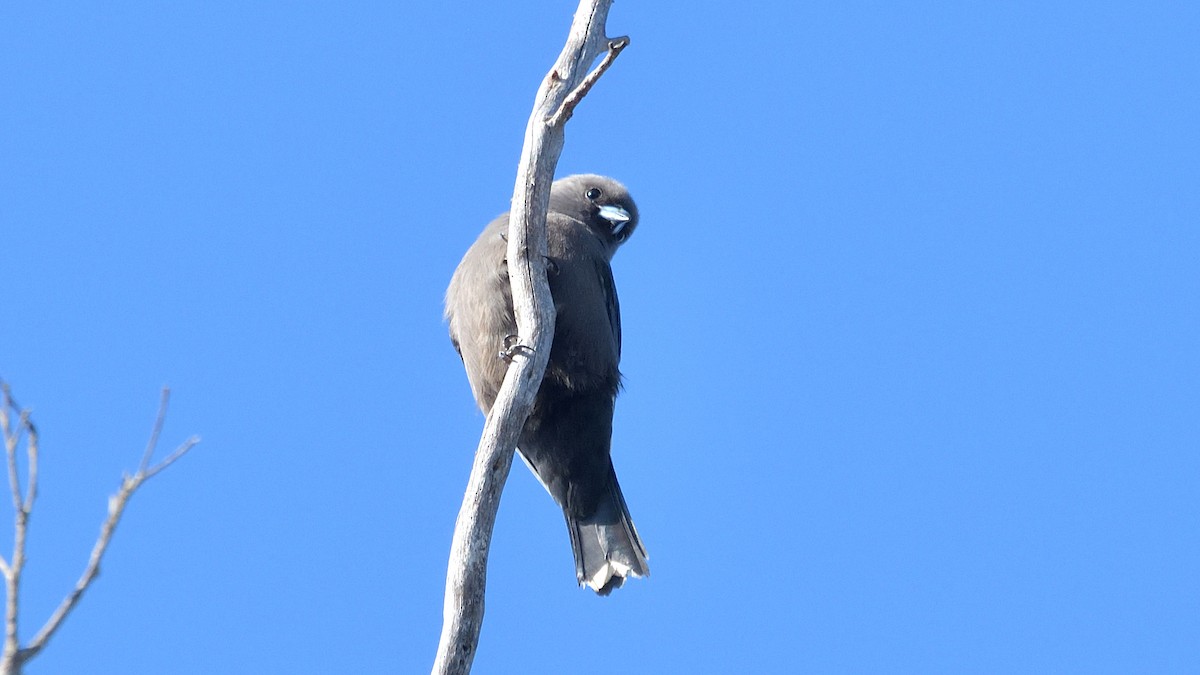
138,387 -> 171,474
0,384 -> 34,675
432,1 -> 627,673
0,384 -> 197,675
1,400 -> 25,514
546,36 -> 629,127
143,436 -> 201,481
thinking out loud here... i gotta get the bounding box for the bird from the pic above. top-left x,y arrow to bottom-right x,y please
444,174 -> 648,595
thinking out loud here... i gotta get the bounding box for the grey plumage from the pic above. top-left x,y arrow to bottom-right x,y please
445,174 -> 648,595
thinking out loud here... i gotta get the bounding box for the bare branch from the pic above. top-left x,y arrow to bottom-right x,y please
433,1 -> 627,673
138,387 -> 170,474
546,36 -> 629,127
0,384 -> 198,674
20,470 -> 137,663
143,436 -> 200,481
0,383 -> 35,674
22,419 -> 37,518
2,398 -> 25,515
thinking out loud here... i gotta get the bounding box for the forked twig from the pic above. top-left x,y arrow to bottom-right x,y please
546,36 -> 629,127
0,383 -> 198,675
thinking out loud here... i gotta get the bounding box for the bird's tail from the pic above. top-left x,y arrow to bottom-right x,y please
566,466 -> 649,595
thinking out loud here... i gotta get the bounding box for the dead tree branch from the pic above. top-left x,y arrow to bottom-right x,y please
0,383 -> 199,675
432,2 -> 628,673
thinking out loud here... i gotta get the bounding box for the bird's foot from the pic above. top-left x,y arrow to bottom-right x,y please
499,334 -> 534,362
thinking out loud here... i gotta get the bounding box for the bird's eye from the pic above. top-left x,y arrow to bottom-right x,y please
586,187 -> 602,201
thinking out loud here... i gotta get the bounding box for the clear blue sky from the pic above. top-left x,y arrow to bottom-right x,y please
2,2 -> 1197,673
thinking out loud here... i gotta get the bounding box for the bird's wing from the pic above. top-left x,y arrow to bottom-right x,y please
596,258 -> 621,358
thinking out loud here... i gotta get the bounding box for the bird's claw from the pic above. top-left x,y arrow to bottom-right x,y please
499,335 -> 534,362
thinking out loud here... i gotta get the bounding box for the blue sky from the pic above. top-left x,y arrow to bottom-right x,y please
2,1 -> 1198,673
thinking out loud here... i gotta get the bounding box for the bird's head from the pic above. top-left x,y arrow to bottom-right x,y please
549,174 -> 639,254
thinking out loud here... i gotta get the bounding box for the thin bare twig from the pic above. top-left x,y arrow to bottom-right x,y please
0,391 -> 10,579
546,36 -> 629,127
20,417 -> 35,518
0,384 -> 35,674
19,436 -> 198,665
2,398 -> 25,514
138,387 -> 171,474
0,384 -> 198,674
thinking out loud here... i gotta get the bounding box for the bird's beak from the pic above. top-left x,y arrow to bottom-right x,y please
598,204 -> 631,235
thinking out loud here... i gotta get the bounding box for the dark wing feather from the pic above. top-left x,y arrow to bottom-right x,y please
596,259 -> 621,358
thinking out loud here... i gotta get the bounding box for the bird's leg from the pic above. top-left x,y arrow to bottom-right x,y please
499,334 -> 535,362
